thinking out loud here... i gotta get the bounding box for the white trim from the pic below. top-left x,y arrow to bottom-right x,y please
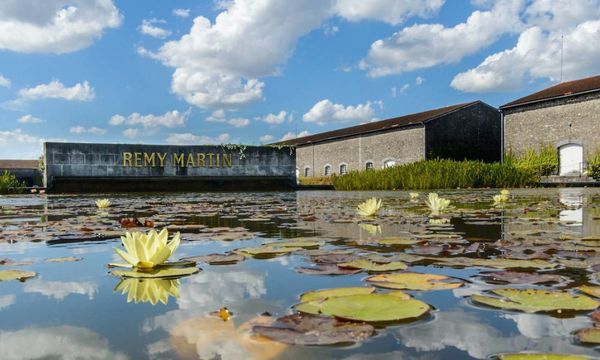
324,164 -> 332,176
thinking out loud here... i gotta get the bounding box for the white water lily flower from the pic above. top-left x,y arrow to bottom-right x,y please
114,229 -> 180,269
409,192 -> 419,199
357,197 -> 382,217
425,193 -> 451,215
96,198 -> 111,209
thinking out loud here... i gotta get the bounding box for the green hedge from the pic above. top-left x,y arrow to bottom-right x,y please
504,144 -> 558,177
0,171 -> 24,194
331,159 -> 538,190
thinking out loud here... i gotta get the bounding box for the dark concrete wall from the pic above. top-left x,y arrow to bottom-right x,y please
44,142 -> 296,192
0,168 -> 42,187
425,102 -> 501,162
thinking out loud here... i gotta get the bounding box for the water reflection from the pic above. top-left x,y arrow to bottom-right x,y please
0,325 -> 128,360
559,188 -> 584,227
24,280 -> 97,301
395,310 -> 597,359
114,278 -> 179,305
0,294 -> 15,310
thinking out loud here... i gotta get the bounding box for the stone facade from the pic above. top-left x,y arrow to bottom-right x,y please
503,93 -> 600,158
44,142 -> 296,192
297,126 -> 425,176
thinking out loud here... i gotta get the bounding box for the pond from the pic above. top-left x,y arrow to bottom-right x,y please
1,188 -> 600,359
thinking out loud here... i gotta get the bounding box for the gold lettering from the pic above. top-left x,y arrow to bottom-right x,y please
122,152 -> 132,167
197,153 -> 205,167
186,153 -> 196,167
207,153 -> 215,168
173,153 -> 185,167
134,152 -> 142,167
216,153 -> 220,167
157,152 -> 167,167
222,153 -> 232,167
143,152 -> 156,167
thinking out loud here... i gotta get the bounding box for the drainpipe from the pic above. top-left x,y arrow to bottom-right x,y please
500,110 -> 504,163
311,142 -> 315,176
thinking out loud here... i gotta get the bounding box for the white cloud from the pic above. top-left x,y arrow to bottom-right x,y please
166,132 -> 231,145
302,99 -> 381,125
173,8 -> 191,18
18,80 -> 95,101
18,114 -> 44,124
0,74 -> 10,88
361,0 -> 525,77
0,326 -> 128,360
0,128 -> 53,158
109,109 -> 190,128
122,128 -> 138,139
152,0 -> 443,109
334,0 -> 445,25
0,294 -> 15,310
139,19 -> 172,39
69,126 -> 106,135
258,110 -> 288,125
24,280 -> 97,301
415,76 -> 425,85
206,109 -> 250,127
323,23 -> 339,37
0,0 -> 122,54
259,134 -> 274,143
391,84 -> 409,97
280,130 -> 310,141
452,0 -> 600,92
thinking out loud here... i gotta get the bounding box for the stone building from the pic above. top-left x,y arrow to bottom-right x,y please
501,74 -> 600,176
281,101 -> 501,177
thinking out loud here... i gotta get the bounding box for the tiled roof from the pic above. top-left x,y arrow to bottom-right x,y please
0,160 -> 38,169
501,74 -> 600,109
277,101 -> 480,146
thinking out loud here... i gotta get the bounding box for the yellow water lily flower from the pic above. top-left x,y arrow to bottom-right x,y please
357,197 -> 382,217
409,192 -> 419,199
96,198 -> 111,209
359,223 -> 382,235
429,218 -> 450,225
425,193 -> 451,215
114,278 -> 180,305
493,194 -> 509,205
500,189 -> 510,196
114,229 -> 180,269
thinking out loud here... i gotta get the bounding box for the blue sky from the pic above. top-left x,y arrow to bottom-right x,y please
1,0 -> 599,158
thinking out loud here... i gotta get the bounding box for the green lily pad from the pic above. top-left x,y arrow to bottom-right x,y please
299,287 -> 375,303
434,257 -> 556,269
577,285 -> 600,298
267,240 -> 324,248
497,354 -> 591,360
111,266 -> 199,279
378,237 -> 421,246
366,272 -> 463,290
0,269 -> 36,281
471,288 -> 599,313
236,245 -> 302,257
575,327 -> 600,344
339,259 -> 407,272
312,293 -> 430,322
180,253 -> 245,265
46,256 -> 82,263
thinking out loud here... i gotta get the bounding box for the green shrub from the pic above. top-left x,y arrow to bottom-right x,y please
588,151 -> 600,180
331,159 -> 538,191
0,171 -> 24,194
504,144 -> 558,177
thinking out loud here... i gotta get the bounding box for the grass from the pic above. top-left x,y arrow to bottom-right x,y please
298,176 -> 332,186
0,171 -> 24,194
331,159 -> 538,191
504,144 -> 558,177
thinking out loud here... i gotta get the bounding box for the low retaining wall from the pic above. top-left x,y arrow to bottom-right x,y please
44,142 -> 296,192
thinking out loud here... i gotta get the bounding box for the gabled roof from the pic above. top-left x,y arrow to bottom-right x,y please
277,101 -> 481,146
501,74 -> 600,109
0,160 -> 38,169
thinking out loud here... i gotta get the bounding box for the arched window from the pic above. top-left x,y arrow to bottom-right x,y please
383,159 -> 396,169
324,165 -> 332,176
304,167 -> 311,177
365,162 -> 374,170
339,164 -> 347,175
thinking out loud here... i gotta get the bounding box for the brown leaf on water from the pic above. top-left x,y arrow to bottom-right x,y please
295,264 -> 361,275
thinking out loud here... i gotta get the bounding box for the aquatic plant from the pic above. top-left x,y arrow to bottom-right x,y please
493,194 -> 509,205
409,192 -> 419,199
113,229 -> 180,269
331,159 -> 537,191
504,144 -> 558,177
500,189 -> 510,196
95,198 -> 111,209
425,193 -> 450,215
356,197 -> 382,217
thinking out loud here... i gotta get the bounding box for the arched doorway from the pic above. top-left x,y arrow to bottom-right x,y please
559,143 -> 583,176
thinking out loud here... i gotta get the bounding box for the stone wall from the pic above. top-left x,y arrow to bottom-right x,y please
44,142 -> 296,192
504,93 -> 600,158
296,126 -> 425,176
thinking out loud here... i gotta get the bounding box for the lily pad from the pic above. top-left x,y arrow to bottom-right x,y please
299,287 -> 375,303
0,269 -> 36,281
338,259 -> 407,272
236,245 -> 302,257
252,313 -> 374,345
471,288 -> 599,313
111,266 -> 199,279
180,253 -> 245,265
295,264 -> 361,275
378,237 -> 421,246
497,354 -> 590,360
46,256 -> 83,263
366,272 -> 463,291
299,293 -> 430,322
575,327 -> 600,344
577,285 -> 600,298
480,271 -> 562,285
267,240 -> 324,248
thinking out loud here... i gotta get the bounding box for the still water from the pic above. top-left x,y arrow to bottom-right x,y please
1,189 -> 600,359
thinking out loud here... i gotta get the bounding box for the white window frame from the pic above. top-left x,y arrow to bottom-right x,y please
382,158 -> 396,169
324,164 -> 332,176
339,163 -> 348,175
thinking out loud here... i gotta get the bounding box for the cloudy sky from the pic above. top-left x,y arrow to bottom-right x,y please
1,0 -> 599,158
